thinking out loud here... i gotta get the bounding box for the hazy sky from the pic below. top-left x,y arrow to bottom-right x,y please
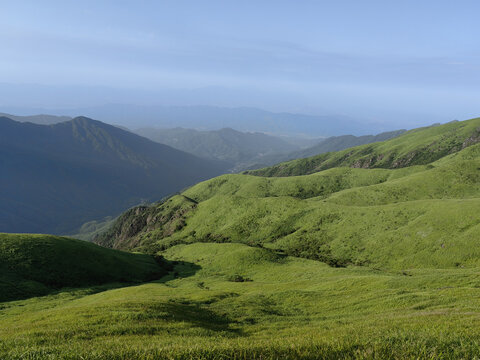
1,0 -> 479,124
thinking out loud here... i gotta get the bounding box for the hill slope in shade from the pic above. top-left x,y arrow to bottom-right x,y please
95,118 -> 480,270
135,127 -> 299,167
0,233 -> 168,302
0,116 -> 227,234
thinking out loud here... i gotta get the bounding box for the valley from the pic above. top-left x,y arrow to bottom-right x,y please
2,3 -> 479,358
2,117 -> 480,359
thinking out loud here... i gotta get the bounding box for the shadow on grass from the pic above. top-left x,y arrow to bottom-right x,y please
1,258 -> 201,304
130,300 -> 241,335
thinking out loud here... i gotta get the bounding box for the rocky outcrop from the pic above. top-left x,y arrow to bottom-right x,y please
93,195 -> 197,251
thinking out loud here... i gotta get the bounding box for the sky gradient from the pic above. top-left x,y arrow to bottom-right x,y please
1,0 -> 479,125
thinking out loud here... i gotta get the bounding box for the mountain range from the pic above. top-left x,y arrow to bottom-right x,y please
0,116 -> 226,234
0,105 -> 390,137
134,127 -> 300,167
134,127 -> 407,172
95,117 -> 480,269
241,129 -> 407,170
0,112 -> 72,125
3,117 -> 480,358
0,112 -> 408,235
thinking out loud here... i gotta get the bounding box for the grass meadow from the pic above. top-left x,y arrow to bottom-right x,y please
2,242 -> 480,359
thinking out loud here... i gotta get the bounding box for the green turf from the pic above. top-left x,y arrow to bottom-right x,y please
2,242 -> 480,359
96,141 -> 480,270
0,233 -> 168,301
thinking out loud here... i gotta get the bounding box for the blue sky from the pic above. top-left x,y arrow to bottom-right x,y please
1,0 -> 479,125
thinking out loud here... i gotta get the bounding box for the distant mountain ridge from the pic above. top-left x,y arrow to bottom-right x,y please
135,127 -> 407,172
247,119 -> 480,177
288,129 -> 407,159
0,116 -> 227,234
1,105 -> 387,137
0,112 -> 71,125
135,127 -> 299,167
236,129 -> 407,170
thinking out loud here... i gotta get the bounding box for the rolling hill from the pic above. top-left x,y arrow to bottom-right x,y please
245,119 -> 480,176
95,117 -> 480,270
243,129 -> 406,170
2,117 -> 480,359
3,239 -> 480,358
280,129 -> 407,160
0,116 -> 228,234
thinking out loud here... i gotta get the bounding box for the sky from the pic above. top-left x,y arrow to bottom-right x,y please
1,0 -> 479,126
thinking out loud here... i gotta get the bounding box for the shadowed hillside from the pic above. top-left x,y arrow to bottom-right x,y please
0,233 -> 171,302
0,116 -> 228,234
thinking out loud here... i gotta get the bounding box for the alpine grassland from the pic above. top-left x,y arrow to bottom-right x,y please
2,118 -> 480,359
2,242 -> 480,359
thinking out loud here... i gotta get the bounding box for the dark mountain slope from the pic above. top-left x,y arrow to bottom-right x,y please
0,116 -> 227,234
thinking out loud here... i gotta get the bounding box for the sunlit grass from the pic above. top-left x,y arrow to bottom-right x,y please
2,243 -> 480,359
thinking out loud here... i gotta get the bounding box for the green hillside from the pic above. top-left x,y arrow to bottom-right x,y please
3,118 -> 480,358
95,119 -> 480,270
2,242 -> 480,359
245,129 -> 406,170
0,234 -> 168,302
245,118 -> 480,176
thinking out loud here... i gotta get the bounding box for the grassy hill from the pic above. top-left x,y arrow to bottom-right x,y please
95,118 -> 480,270
291,129 -> 407,159
245,129 -> 406,170
3,117 -> 480,358
2,242 -> 480,358
246,118 -> 480,176
0,233 -> 169,302
0,116 -> 227,234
